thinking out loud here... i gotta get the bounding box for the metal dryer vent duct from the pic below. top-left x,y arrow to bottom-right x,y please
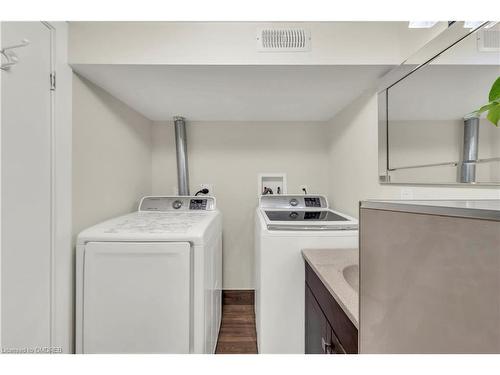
173,116 -> 190,195
459,116 -> 480,183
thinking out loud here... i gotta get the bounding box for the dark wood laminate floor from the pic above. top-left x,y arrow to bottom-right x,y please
215,291 -> 258,354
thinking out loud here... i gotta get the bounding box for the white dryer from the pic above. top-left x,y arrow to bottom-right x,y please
254,195 -> 358,354
75,196 -> 222,354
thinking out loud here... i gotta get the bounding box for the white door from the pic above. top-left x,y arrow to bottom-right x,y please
82,242 -> 191,354
1,22 -> 53,350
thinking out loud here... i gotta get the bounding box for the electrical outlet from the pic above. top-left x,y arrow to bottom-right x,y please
299,185 -> 309,194
400,187 -> 414,200
200,184 -> 214,196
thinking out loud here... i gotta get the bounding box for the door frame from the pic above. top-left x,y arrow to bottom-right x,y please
42,20 -> 57,351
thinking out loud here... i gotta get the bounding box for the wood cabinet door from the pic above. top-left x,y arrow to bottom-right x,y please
328,325 -> 346,354
306,262 -> 358,354
305,285 -> 329,354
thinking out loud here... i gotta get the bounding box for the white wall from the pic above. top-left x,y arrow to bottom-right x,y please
152,121 -> 330,289
69,22 -> 446,65
326,91 -> 500,219
72,74 -> 153,238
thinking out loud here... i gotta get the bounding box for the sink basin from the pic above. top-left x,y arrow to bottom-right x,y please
342,264 -> 359,291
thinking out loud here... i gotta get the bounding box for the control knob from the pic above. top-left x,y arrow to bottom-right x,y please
290,198 -> 299,207
172,200 -> 183,209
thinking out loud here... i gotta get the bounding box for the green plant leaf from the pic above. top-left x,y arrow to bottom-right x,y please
476,102 -> 496,114
470,76 -> 500,127
486,104 -> 500,127
489,76 -> 500,102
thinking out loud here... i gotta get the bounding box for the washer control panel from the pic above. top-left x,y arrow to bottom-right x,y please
304,197 -> 321,207
259,195 -> 328,209
139,196 -> 216,212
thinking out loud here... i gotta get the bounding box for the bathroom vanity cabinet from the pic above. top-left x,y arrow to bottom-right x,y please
305,262 -> 358,354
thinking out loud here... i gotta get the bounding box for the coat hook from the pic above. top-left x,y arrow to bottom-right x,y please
1,39 -> 30,71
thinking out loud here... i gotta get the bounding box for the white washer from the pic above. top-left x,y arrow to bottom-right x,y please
255,195 -> 358,354
75,196 -> 222,354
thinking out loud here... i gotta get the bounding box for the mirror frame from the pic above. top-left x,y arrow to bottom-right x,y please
377,21 -> 500,186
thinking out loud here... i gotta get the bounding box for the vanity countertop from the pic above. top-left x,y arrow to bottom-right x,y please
361,199 -> 500,221
302,248 -> 359,328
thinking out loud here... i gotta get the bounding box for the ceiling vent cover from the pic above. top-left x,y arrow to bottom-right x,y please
477,29 -> 500,51
257,28 -> 311,52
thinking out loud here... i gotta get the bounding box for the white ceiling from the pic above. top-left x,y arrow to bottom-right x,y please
72,64 -> 392,122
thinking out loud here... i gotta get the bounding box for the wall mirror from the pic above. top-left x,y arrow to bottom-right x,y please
378,21 -> 500,185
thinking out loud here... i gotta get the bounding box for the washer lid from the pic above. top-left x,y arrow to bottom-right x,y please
265,210 -> 349,222
261,207 -> 358,231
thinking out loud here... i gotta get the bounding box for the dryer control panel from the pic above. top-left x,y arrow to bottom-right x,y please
139,196 -> 216,212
